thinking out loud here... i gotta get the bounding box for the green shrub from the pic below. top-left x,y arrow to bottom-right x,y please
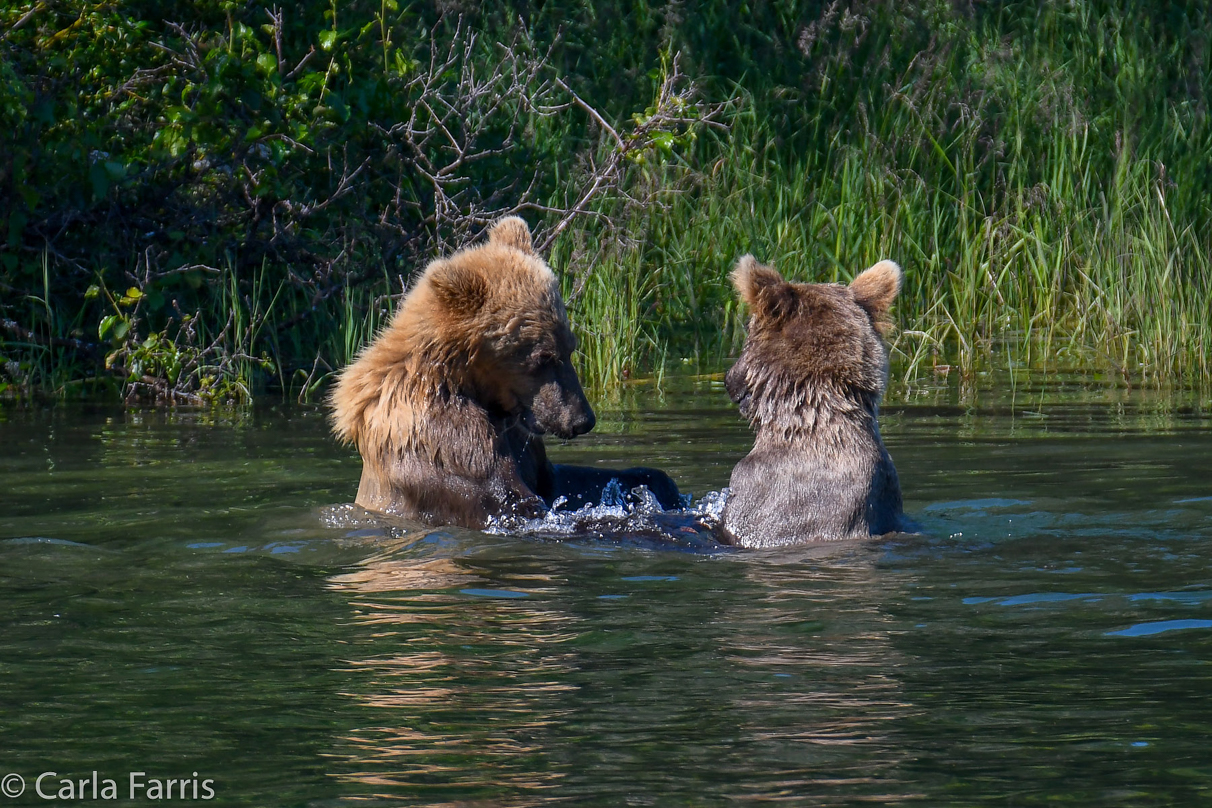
2,1 -> 1212,400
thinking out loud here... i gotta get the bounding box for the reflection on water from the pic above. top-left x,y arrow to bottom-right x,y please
327,533 -> 581,803
320,523 -> 920,804
1,376 -> 1212,805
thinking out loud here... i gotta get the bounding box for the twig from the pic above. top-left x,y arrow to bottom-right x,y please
2,2 -> 45,40
0,318 -> 102,360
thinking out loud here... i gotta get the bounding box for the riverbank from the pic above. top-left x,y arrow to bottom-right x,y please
3,2 -> 1211,402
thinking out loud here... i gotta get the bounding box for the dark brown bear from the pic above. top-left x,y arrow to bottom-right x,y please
721,255 -> 905,547
330,216 -> 679,529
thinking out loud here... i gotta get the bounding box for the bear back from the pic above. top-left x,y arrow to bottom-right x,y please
722,255 -> 905,546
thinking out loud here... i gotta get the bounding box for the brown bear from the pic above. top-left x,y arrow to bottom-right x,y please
329,216 -> 680,530
721,255 -> 906,548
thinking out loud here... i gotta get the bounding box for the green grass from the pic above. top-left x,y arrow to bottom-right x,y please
4,1 -> 1212,402
565,125 -> 1212,391
559,3 -> 1212,394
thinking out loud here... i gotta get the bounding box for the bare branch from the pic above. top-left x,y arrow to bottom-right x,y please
2,2 -> 46,41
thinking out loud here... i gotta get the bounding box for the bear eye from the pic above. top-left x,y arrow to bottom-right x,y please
533,352 -> 559,370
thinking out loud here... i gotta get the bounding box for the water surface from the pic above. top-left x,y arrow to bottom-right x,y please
2,376 -> 1211,805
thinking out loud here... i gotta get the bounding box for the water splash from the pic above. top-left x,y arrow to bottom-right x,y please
485,482 -> 731,549
316,487 -> 730,548
316,503 -> 413,542
693,488 -> 730,522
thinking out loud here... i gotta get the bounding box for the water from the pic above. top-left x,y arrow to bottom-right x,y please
2,376 -> 1212,805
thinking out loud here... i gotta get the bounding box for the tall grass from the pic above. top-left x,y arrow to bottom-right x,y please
5,1 -> 1211,401
561,3 -> 1212,392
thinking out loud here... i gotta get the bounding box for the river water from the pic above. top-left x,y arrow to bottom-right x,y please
2,374 -> 1211,805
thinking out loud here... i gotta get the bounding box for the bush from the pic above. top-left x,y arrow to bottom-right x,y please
3,1 -> 1212,401
0,0 -> 717,400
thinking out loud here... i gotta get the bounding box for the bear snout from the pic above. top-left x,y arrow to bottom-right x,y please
539,402 -> 595,439
566,405 -> 596,438
531,372 -> 596,439
725,356 -> 753,415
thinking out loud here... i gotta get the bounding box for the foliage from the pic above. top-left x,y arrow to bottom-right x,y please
0,0 -> 717,400
552,1 -> 1212,389
2,1 -> 1212,401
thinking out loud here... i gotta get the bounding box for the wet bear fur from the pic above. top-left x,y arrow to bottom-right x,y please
330,217 -> 680,529
722,255 -> 906,547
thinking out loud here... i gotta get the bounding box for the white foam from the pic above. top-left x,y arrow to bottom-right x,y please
320,485 -> 730,544
485,481 -> 730,542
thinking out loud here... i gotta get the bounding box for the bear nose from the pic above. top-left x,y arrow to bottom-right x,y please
573,406 -> 596,436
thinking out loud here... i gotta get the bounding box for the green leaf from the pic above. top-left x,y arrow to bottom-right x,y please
318,30 -> 337,51
117,285 -> 141,307
89,162 -> 109,199
297,72 -> 325,92
650,131 -> 676,151
84,284 -> 100,300
392,49 -> 417,77
99,314 -> 119,340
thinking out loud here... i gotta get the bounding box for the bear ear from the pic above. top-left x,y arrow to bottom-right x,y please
731,255 -> 795,322
731,254 -> 784,307
427,260 -> 490,317
488,216 -> 534,254
850,260 -> 902,327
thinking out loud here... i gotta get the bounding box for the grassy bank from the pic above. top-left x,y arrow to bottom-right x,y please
566,115 -> 1212,392
562,3 -> 1212,390
3,2 -> 1211,402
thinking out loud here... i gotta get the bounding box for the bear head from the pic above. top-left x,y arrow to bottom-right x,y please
409,216 -> 596,439
725,255 -> 902,426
